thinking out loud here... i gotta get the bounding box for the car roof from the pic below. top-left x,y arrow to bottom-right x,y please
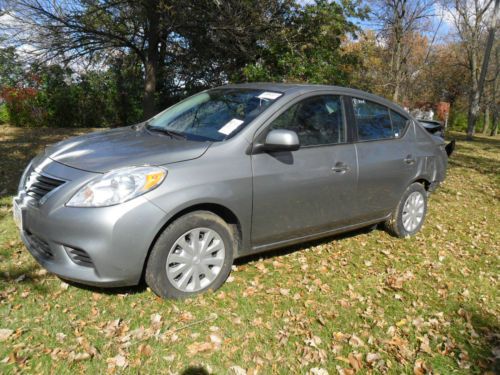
217,82 -> 410,116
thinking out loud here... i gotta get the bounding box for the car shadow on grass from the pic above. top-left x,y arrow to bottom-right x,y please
472,313 -> 500,373
445,304 -> 500,373
181,367 -> 210,375
0,264 -> 51,293
61,278 -> 148,296
0,262 -> 146,296
449,153 -> 500,178
447,132 -> 500,148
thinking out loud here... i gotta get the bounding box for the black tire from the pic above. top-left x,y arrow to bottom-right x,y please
384,183 -> 428,238
145,211 -> 236,299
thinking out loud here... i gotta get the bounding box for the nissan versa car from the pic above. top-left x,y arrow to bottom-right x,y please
13,84 -> 452,299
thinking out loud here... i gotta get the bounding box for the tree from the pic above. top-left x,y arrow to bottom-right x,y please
0,44 -> 24,90
369,0 -> 436,103
4,0 -> 174,118
476,0 -> 499,135
3,0 -> 301,118
445,0 -> 498,139
168,0 -> 296,92
0,42 -> 36,126
240,0 -> 367,85
344,30 -> 387,95
108,54 -> 144,126
489,42 -> 499,135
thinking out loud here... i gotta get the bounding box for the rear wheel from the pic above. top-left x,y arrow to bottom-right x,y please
145,211 -> 235,299
384,183 -> 427,237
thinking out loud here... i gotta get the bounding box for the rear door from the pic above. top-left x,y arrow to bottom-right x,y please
349,97 -> 417,221
251,94 -> 358,247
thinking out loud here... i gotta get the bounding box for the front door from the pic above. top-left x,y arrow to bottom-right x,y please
251,95 -> 358,247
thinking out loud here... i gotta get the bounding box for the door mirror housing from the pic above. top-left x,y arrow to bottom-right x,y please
262,129 -> 300,152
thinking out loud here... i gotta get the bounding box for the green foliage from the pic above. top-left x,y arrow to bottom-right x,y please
241,0 -> 367,84
0,103 -> 9,124
2,60 -> 144,128
108,56 -> 144,126
2,86 -> 46,128
449,110 -> 468,132
0,44 -> 42,126
0,45 -> 24,90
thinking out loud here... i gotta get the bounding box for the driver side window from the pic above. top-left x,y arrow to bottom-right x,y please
268,95 -> 346,146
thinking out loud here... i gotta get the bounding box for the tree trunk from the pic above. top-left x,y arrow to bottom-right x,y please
482,106 -> 490,134
392,38 -> 403,103
491,107 -> 499,136
466,47 -> 480,140
143,59 -> 158,119
467,87 -> 480,140
491,123 -> 498,136
467,0 -> 499,140
142,0 -> 160,119
113,56 -> 129,127
491,52 -> 499,136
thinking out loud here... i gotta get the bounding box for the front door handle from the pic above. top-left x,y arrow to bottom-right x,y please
332,162 -> 350,173
404,155 -> 416,164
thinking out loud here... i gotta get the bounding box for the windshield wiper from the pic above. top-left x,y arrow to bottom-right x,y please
146,123 -> 187,139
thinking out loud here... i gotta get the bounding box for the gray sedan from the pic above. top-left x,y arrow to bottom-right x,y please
13,84 -> 450,299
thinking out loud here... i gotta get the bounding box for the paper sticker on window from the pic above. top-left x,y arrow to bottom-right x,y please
257,92 -> 282,100
325,102 -> 339,114
218,119 -> 244,135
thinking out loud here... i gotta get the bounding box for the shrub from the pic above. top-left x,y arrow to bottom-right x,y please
0,103 -> 9,124
449,109 -> 467,132
1,86 -> 46,127
2,64 -> 145,128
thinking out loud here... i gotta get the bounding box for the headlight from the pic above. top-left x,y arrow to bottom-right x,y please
67,166 -> 166,207
19,159 -> 34,192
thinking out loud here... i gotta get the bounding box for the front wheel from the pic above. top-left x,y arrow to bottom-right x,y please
145,211 -> 235,299
384,183 -> 428,238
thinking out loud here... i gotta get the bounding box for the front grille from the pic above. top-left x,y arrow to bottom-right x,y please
25,171 -> 65,202
25,231 -> 54,259
65,247 -> 94,268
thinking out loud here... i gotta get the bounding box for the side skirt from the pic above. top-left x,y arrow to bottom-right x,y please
240,214 -> 391,258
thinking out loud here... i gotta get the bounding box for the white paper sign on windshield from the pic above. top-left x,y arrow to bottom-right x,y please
218,119 -> 245,135
257,92 -> 282,100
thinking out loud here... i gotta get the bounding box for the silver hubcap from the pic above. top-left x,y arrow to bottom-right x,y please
402,191 -> 425,232
166,228 -> 225,292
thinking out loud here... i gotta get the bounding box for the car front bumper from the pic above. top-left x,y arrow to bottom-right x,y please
14,160 -> 167,287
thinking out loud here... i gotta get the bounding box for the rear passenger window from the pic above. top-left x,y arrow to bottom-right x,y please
390,110 -> 409,138
352,98 -> 393,141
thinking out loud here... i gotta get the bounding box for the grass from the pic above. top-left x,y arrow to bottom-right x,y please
0,125 -> 499,374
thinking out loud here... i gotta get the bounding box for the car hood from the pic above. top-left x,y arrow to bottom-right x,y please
46,126 -> 211,173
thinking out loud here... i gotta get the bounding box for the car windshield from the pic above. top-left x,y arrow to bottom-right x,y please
146,89 -> 283,142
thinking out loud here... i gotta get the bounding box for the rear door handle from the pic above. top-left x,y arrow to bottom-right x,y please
332,162 -> 350,173
404,155 -> 416,164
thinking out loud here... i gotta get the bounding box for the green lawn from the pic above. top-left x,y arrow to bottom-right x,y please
0,126 -> 498,374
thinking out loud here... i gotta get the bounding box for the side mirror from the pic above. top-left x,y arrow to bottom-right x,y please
262,129 -> 300,152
